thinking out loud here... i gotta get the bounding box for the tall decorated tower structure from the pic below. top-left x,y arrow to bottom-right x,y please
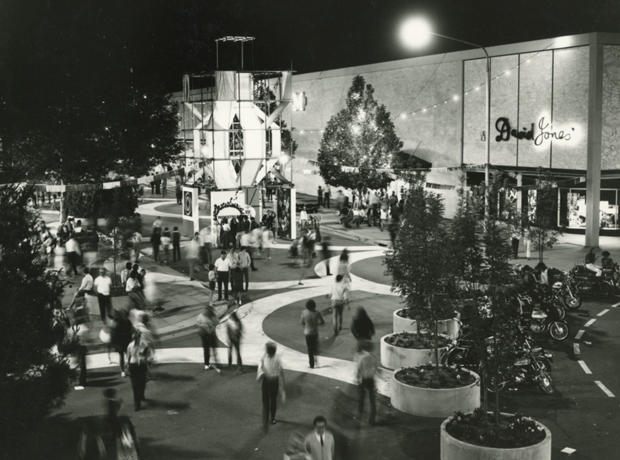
178,37 -> 296,240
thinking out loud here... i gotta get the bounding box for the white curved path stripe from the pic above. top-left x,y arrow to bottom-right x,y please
86,247 -> 396,396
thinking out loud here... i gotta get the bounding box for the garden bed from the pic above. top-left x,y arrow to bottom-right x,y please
395,364 -> 475,389
384,331 -> 451,349
446,409 -> 547,449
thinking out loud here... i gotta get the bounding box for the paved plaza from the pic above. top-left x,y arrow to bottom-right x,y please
44,191 -> 620,460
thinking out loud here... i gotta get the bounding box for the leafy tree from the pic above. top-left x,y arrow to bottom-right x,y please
0,1 -> 182,220
449,176 -> 485,291
0,184 -> 74,458
385,185 -> 458,376
391,151 -> 429,187
318,75 -> 403,195
462,174 -> 521,426
527,169 -> 561,263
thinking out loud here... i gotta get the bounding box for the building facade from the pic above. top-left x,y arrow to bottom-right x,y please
285,32 -> 620,247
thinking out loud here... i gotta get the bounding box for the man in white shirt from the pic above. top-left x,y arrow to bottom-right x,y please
94,267 -> 113,322
125,271 -> 145,309
257,342 -> 285,429
214,251 -> 231,300
299,205 -> 309,229
65,233 -> 81,276
330,275 -> 350,335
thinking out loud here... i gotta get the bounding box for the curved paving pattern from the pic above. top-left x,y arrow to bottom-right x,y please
85,248 -> 399,396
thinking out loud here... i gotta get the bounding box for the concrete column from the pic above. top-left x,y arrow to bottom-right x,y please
585,38 -> 604,248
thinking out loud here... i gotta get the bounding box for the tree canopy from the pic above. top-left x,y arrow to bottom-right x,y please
317,75 -> 403,192
0,0 -> 183,185
0,185 -> 74,458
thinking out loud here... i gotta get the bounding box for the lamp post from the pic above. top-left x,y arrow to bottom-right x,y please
400,18 -> 491,218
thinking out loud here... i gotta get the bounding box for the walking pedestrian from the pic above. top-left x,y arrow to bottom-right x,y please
300,299 -> 325,369
196,305 -> 221,372
230,264 -> 244,306
238,246 -> 251,292
161,228 -> 171,265
172,226 -> 181,263
317,185 -> 323,207
324,186 -> 331,209
150,227 -> 161,264
188,233 -> 201,280
257,341 -> 285,429
227,311 -> 243,373
94,267 -> 112,323
214,251 -> 230,301
351,306 -> 375,345
69,267 -> 94,309
262,226 -> 274,260
354,340 -> 378,425
109,309 -> 133,377
329,275 -> 350,335
175,175 -> 183,205
126,331 -> 153,411
240,229 -> 258,271
65,233 -> 81,276
337,248 -> 351,288
304,415 -> 335,460
299,205 -> 309,229
321,236 -> 332,276
202,264 -> 216,307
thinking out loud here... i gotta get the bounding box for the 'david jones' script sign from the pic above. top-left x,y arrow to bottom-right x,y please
495,117 -> 574,146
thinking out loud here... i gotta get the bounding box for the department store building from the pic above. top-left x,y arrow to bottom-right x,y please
287,32 -> 620,247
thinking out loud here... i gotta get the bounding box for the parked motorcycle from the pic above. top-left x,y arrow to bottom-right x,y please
564,263 -> 619,306
445,326 -> 553,373
517,293 -> 570,341
486,340 -> 556,394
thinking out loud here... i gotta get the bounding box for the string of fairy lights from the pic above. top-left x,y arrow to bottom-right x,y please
294,42 -> 556,136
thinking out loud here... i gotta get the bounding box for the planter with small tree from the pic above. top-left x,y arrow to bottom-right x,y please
384,184 -> 480,417
440,174 -> 551,459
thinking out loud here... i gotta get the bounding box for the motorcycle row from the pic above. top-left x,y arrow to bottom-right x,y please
445,260 -> 619,396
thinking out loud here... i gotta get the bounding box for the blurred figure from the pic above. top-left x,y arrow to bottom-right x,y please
103,387 -> 122,432
337,248 -> 351,287
76,418 -> 105,460
109,309 -> 133,377
199,226 -> 213,267
160,227 -> 171,265
143,269 -> 164,312
172,226 -> 181,263
257,341 -> 285,430
196,306 -> 220,372
150,227 -> 161,264
304,415 -> 335,460
230,262 -> 244,306
320,236 -> 332,276
69,267 -> 94,309
262,225 -> 274,260
284,432 -> 312,460
324,186 -> 331,209
300,299 -> 325,369
329,275 -> 350,336
127,331 -> 153,411
115,417 -> 142,460
188,233 -> 201,280
351,306 -> 375,344
121,262 -> 133,289
238,246 -> 251,293
227,310 -> 243,373
354,340 -> 378,425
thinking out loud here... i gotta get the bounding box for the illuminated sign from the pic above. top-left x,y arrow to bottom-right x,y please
495,117 -> 574,146
293,92 -> 306,112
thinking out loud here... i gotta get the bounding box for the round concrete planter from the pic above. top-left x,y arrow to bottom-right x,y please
393,310 -> 460,339
111,294 -> 131,312
440,415 -> 551,460
391,368 -> 480,418
380,333 -> 449,370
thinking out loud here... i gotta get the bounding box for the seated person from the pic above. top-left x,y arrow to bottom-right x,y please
585,248 -> 602,277
601,250 -> 614,270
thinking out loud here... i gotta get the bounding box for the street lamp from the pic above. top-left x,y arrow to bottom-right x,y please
400,17 -> 491,217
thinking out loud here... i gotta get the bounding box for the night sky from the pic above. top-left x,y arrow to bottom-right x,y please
2,0 -> 620,91
190,0 -> 620,76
